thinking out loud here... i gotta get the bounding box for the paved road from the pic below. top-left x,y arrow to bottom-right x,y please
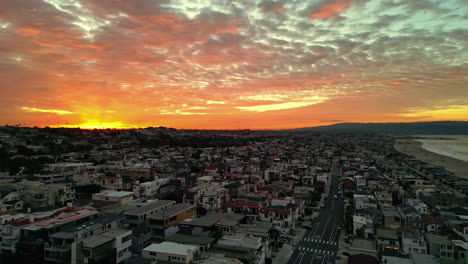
288,160 -> 344,264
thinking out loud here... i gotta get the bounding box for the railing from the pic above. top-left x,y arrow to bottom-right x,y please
44,243 -> 71,252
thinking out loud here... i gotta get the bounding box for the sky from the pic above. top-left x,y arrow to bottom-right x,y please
0,0 -> 467,129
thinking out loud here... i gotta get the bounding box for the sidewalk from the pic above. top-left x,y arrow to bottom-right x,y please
272,225 -> 308,264
336,227 -> 349,264
273,243 -> 294,264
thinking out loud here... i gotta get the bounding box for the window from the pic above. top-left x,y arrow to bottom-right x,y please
121,234 -> 132,243
150,252 -> 156,256
441,245 -> 446,249
447,245 -> 453,250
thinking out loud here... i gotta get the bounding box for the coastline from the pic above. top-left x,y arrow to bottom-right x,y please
394,139 -> 468,179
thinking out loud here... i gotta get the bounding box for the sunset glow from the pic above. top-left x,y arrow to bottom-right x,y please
1,0 -> 467,129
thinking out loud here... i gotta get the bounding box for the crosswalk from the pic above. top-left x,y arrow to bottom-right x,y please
297,247 -> 335,256
302,238 -> 338,246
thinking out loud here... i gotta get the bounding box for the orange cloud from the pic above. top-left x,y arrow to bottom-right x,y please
310,0 -> 353,20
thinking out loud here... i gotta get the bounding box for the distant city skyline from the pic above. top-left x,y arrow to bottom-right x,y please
0,0 -> 467,129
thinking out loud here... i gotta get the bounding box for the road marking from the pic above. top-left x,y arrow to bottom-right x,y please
327,223 -> 336,241
320,215 -> 332,241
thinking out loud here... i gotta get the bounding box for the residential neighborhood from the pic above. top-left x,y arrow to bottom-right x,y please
1,126 -> 468,264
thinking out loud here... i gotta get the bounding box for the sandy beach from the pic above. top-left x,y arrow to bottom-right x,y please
394,139 -> 468,179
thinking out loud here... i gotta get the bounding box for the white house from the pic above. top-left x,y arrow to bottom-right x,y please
142,242 -> 199,263
402,232 -> 427,254
133,178 -> 170,199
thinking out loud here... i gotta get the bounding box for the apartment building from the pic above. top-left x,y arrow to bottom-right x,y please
146,203 -> 196,238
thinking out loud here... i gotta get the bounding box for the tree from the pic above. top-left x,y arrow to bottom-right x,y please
212,228 -> 224,243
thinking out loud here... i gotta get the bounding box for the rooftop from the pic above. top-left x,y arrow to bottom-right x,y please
376,229 -> 399,240
143,242 -> 198,255
124,200 -> 175,216
83,229 -> 130,248
425,234 -> 451,245
149,203 -> 194,219
94,190 -> 134,198
166,233 -> 215,245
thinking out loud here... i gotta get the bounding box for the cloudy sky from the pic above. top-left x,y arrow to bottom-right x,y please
0,0 -> 467,129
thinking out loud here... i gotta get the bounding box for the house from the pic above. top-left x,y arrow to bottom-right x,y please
354,194 -> 377,210
237,221 -> 276,258
380,251 -> 411,264
353,214 -> 374,239
146,203 -> 196,238
183,184 -> 215,206
406,200 -> 429,215
99,176 -> 123,190
376,228 -> 400,252
142,242 -> 199,263
348,238 -> 378,258
382,207 -> 401,229
44,213 -> 123,263
366,207 -> 384,226
227,201 -> 261,216
451,240 -> 468,263
453,223 -> 468,241
201,188 -> 230,213
133,178 -> 170,199
398,205 -> 423,230
425,234 -> 454,259
213,234 -> 265,264
124,200 -> 175,228
17,181 -> 75,209
72,171 -> 102,186
178,213 -> 244,238
0,192 -> 23,212
409,252 -> 439,264
421,214 -> 442,234
124,200 -> 176,254
375,191 -> 393,208
73,229 -> 132,264
259,207 -> 295,235
401,232 -> 427,254
92,190 -> 134,205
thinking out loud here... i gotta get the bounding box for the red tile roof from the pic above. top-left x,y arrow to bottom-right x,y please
227,202 -> 260,209
260,207 -> 290,215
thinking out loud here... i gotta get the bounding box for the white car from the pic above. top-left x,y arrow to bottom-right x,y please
320,202 -> 325,208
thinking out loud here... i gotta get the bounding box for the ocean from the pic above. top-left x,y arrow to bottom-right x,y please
416,135 -> 468,162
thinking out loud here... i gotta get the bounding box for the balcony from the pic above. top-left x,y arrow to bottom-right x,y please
148,224 -> 164,229
44,243 -> 71,252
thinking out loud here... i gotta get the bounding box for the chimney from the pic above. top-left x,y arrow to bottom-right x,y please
28,214 -> 34,223
67,202 -> 73,208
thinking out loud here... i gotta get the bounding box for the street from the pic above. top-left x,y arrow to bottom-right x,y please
288,160 -> 344,264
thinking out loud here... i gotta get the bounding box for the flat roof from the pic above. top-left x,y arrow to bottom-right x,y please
149,203 -> 194,219
25,210 -> 97,230
124,200 -> 175,216
180,217 -> 219,227
143,242 -> 198,255
83,229 -> 130,248
95,191 -> 134,198
166,233 -> 214,245
350,238 -> 376,251
426,234 -> 451,245
376,229 -> 398,240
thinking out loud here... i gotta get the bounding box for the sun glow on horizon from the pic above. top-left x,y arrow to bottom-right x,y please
51,121 -> 138,129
